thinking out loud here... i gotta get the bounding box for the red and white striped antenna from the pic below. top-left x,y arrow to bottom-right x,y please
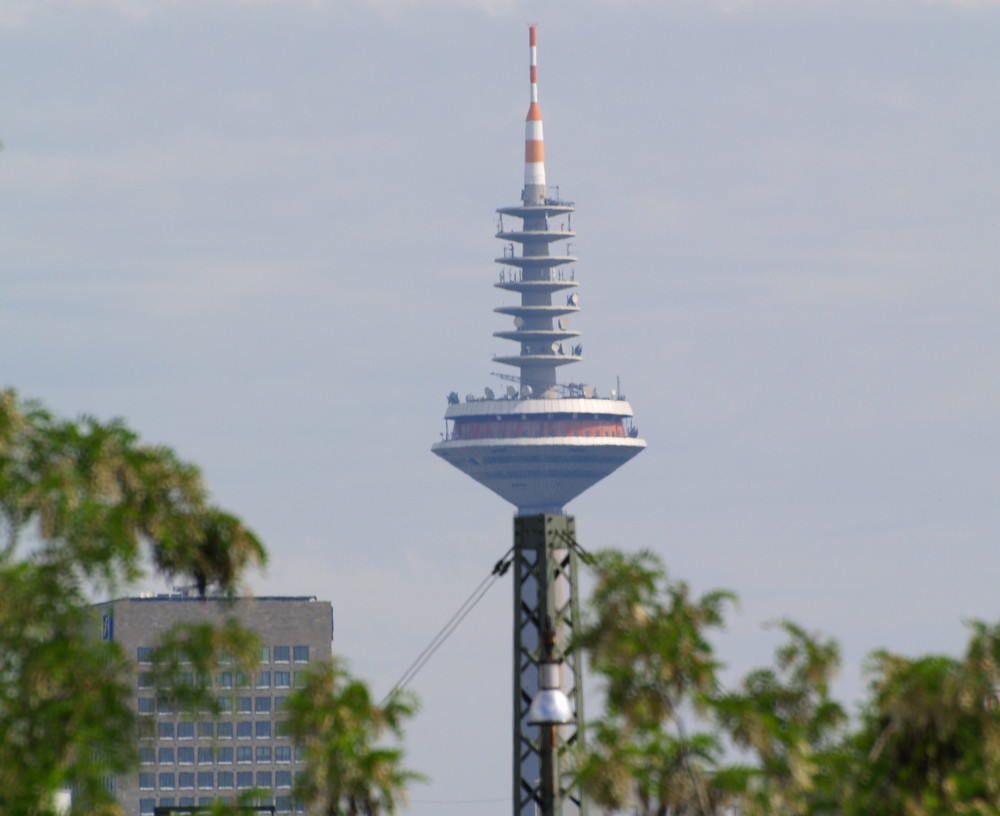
524,24 -> 546,196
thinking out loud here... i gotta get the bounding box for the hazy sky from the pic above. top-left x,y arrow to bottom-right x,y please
2,0 -> 999,812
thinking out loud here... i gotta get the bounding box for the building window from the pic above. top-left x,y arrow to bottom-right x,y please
140,798 -> 155,815
255,720 -> 272,739
157,722 -> 174,739
274,696 -> 287,710
217,771 -> 234,789
138,697 -> 154,714
179,772 -> 195,789
198,721 -> 214,739
256,696 -> 272,714
275,795 -> 292,813
294,672 -> 306,688
276,770 -> 292,788
217,747 -> 234,764
260,646 -> 271,663
237,771 -> 253,789
137,672 -> 153,689
257,671 -> 271,688
179,797 -> 195,807
237,697 -> 252,714
139,748 -> 155,765
159,799 -> 175,808
236,721 -> 253,739
274,671 -> 291,688
158,748 -> 174,764
217,695 -> 233,713
217,671 -> 233,689
178,746 -> 195,764
235,671 -> 250,689
139,773 -> 155,790
216,721 -> 233,739
197,747 -> 214,764
275,746 -> 291,763
236,746 -> 252,764
178,721 -> 195,739
157,698 -> 174,715
256,746 -> 272,763
275,719 -> 290,738
293,646 -> 309,662
197,771 -> 214,789
274,646 -> 290,663
137,647 -> 153,663
257,770 -> 273,788
158,772 -> 175,790
294,746 -> 305,762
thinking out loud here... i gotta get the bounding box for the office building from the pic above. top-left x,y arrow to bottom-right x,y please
94,593 -> 333,815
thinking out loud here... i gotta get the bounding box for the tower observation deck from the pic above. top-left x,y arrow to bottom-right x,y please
431,26 -> 646,516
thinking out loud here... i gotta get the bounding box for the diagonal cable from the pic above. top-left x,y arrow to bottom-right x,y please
382,549 -> 513,704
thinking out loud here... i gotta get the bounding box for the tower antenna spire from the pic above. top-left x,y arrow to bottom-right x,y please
524,24 -> 546,202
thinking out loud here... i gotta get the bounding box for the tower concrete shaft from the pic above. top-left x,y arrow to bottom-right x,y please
495,24 -> 579,397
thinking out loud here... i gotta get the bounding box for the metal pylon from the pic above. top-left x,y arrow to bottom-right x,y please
512,514 -> 587,816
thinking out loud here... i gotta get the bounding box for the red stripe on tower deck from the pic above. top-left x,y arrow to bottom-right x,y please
529,26 -> 537,47
525,141 -> 544,162
530,65 -> 537,84
525,102 -> 542,121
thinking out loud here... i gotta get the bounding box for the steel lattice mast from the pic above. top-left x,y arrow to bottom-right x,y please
432,26 -> 646,816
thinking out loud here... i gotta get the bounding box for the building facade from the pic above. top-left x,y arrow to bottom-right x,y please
94,593 -> 333,815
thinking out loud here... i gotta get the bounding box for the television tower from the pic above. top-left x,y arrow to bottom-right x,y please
432,26 -> 646,816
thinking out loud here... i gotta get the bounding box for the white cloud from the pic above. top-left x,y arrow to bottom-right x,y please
0,0 -> 522,27
5,0 -> 999,28
0,0 -> 165,26
925,0 -> 1000,6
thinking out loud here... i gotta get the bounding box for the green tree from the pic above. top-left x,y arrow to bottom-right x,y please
574,549 -> 739,816
0,389 -> 266,813
714,621 -> 845,815
843,621 -> 1000,816
283,658 -> 424,816
576,549 -> 1000,816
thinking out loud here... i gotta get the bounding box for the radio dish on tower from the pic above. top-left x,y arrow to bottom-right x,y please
514,316 -> 525,328
568,292 -> 579,306
558,317 -> 569,330
506,385 -> 517,398
484,386 -> 495,400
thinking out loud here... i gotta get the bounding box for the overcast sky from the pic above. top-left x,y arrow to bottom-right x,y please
2,0 -> 999,812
